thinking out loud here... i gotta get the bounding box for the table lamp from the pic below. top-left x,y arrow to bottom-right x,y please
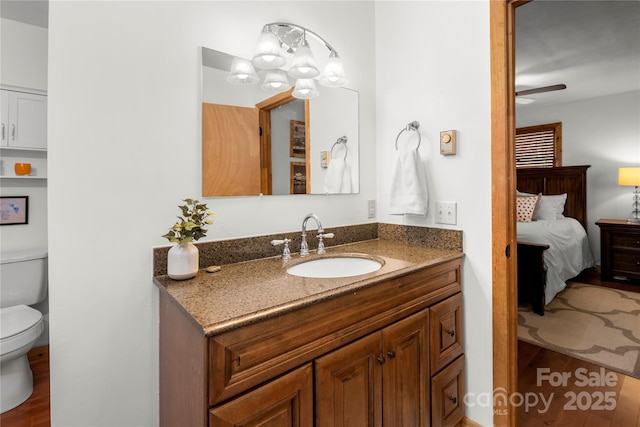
619,167 -> 640,223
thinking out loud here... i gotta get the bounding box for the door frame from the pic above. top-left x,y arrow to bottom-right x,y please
491,1 -> 529,425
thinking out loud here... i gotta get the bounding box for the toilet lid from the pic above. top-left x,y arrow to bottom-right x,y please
0,305 -> 42,340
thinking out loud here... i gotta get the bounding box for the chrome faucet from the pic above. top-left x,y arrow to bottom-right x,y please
299,213 -> 324,257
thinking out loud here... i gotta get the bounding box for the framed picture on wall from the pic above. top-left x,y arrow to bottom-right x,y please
290,162 -> 307,194
290,120 -> 306,158
0,196 -> 29,225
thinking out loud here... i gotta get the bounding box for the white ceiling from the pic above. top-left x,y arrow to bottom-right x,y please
2,1 -> 638,107
515,0 -> 640,107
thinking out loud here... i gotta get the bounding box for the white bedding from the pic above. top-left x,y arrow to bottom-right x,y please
517,217 -> 595,304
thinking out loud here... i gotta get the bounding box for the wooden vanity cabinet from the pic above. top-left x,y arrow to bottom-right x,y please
159,258 -> 464,427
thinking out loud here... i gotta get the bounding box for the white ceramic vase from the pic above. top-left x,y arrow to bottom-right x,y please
167,242 -> 199,280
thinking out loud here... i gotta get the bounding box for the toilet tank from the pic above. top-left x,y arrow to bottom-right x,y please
0,249 -> 48,308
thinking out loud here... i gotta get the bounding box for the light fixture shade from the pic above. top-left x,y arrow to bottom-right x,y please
287,40 -> 319,79
261,69 -> 292,93
515,97 -> 536,105
319,53 -> 347,87
619,167 -> 640,186
292,79 -> 319,99
252,29 -> 287,69
226,57 -> 259,85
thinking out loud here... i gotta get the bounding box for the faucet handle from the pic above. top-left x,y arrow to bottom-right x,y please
316,232 -> 334,255
271,238 -> 292,261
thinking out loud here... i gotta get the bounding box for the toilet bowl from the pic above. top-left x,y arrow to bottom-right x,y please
0,305 -> 44,413
0,250 -> 47,414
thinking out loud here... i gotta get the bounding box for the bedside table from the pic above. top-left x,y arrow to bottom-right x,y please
596,219 -> 640,282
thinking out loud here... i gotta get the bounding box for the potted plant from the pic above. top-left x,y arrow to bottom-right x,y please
162,198 -> 214,280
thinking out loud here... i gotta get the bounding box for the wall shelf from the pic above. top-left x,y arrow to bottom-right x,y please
0,175 -> 47,180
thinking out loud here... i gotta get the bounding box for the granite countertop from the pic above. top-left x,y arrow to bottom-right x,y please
154,239 -> 463,336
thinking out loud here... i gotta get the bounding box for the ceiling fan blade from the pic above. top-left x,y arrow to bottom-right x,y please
515,84 -> 567,97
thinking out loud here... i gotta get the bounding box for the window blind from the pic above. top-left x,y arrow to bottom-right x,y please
515,122 -> 561,168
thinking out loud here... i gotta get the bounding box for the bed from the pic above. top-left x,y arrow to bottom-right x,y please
516,165 -> 595,315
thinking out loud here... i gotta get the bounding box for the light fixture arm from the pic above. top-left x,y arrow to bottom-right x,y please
264,22 -> 340,57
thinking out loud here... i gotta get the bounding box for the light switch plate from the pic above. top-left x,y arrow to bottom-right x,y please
440,130 -> 457,155
435,202 -> 457,225
368,200 -> 376,219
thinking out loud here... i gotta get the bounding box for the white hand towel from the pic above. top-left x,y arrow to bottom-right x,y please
390,149 -> 428,215
324,158 -> 352,193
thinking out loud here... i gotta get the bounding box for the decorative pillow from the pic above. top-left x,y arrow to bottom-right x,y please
516,195 -> 539,222
534,193 -> 567,221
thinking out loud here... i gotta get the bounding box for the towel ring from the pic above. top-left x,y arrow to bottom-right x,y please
330,136 -> 348,160
395,121 -> 421,151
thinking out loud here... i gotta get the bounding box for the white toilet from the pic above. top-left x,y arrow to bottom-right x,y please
0,249 -> 47,414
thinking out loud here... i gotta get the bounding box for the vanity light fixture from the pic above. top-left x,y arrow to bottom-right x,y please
619,167 -> 640,223
227,22 -> 347,99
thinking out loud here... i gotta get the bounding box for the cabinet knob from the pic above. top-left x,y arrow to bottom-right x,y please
387,351 -> 396,358
447,329 -> 455,337
377,355 -> 386,365
449,396 -> 457,404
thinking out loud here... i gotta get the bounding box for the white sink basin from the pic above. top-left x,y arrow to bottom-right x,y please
286,255 -> 383,278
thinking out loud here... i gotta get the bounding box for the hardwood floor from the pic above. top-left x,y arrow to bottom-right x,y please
2,269 -> 636,427
518,341 -> 640,427
518,267 -> 640,426
0,346 -> 50,427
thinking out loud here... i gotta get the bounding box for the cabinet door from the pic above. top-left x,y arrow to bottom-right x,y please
3,90 -> 47,150
382,309 -> 430,427
315,332 -> 383,427
209,364 -> 313,427
1,90 -> 8,147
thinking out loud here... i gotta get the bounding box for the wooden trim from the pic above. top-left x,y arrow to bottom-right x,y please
490,1 -> 522,426
255,87 -> 295,110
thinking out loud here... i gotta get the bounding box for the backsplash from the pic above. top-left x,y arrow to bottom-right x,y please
153,223 -> 462,276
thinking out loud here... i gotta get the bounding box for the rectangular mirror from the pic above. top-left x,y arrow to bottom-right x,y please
201,47 -> 359,197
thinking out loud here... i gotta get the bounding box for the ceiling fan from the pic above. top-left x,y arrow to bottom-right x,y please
515,84 -> 567,97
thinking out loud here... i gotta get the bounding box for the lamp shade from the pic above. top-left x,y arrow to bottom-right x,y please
292,79 -> 319,99
252,29 -> 287,69
319,53 -> 348,88
619,167 -> 640,186
287,40 -> 319,79
261,69 -> 291,93
226,57 -> 259,85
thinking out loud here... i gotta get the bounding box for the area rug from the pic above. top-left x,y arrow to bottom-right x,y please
518,282 -> 640,379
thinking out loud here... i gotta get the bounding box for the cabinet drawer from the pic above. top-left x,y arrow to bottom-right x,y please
612,233 -> 640,249
431,355 -> 465,427
612,252 -> 640,275
429,292 -> 463,374
210,364 -> 313,427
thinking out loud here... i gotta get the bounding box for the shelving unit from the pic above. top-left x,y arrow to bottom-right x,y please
0,146 -> 47,179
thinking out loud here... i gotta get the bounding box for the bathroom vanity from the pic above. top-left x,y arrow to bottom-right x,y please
155,239 -> 464,426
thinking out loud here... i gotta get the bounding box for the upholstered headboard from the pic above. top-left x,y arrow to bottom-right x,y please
516,165 -> 590,229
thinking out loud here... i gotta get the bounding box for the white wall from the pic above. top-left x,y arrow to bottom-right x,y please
516,90 -> 640,263
375,2 -> 493,425
47,2 -> 377,426
47,1 -> 494,426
